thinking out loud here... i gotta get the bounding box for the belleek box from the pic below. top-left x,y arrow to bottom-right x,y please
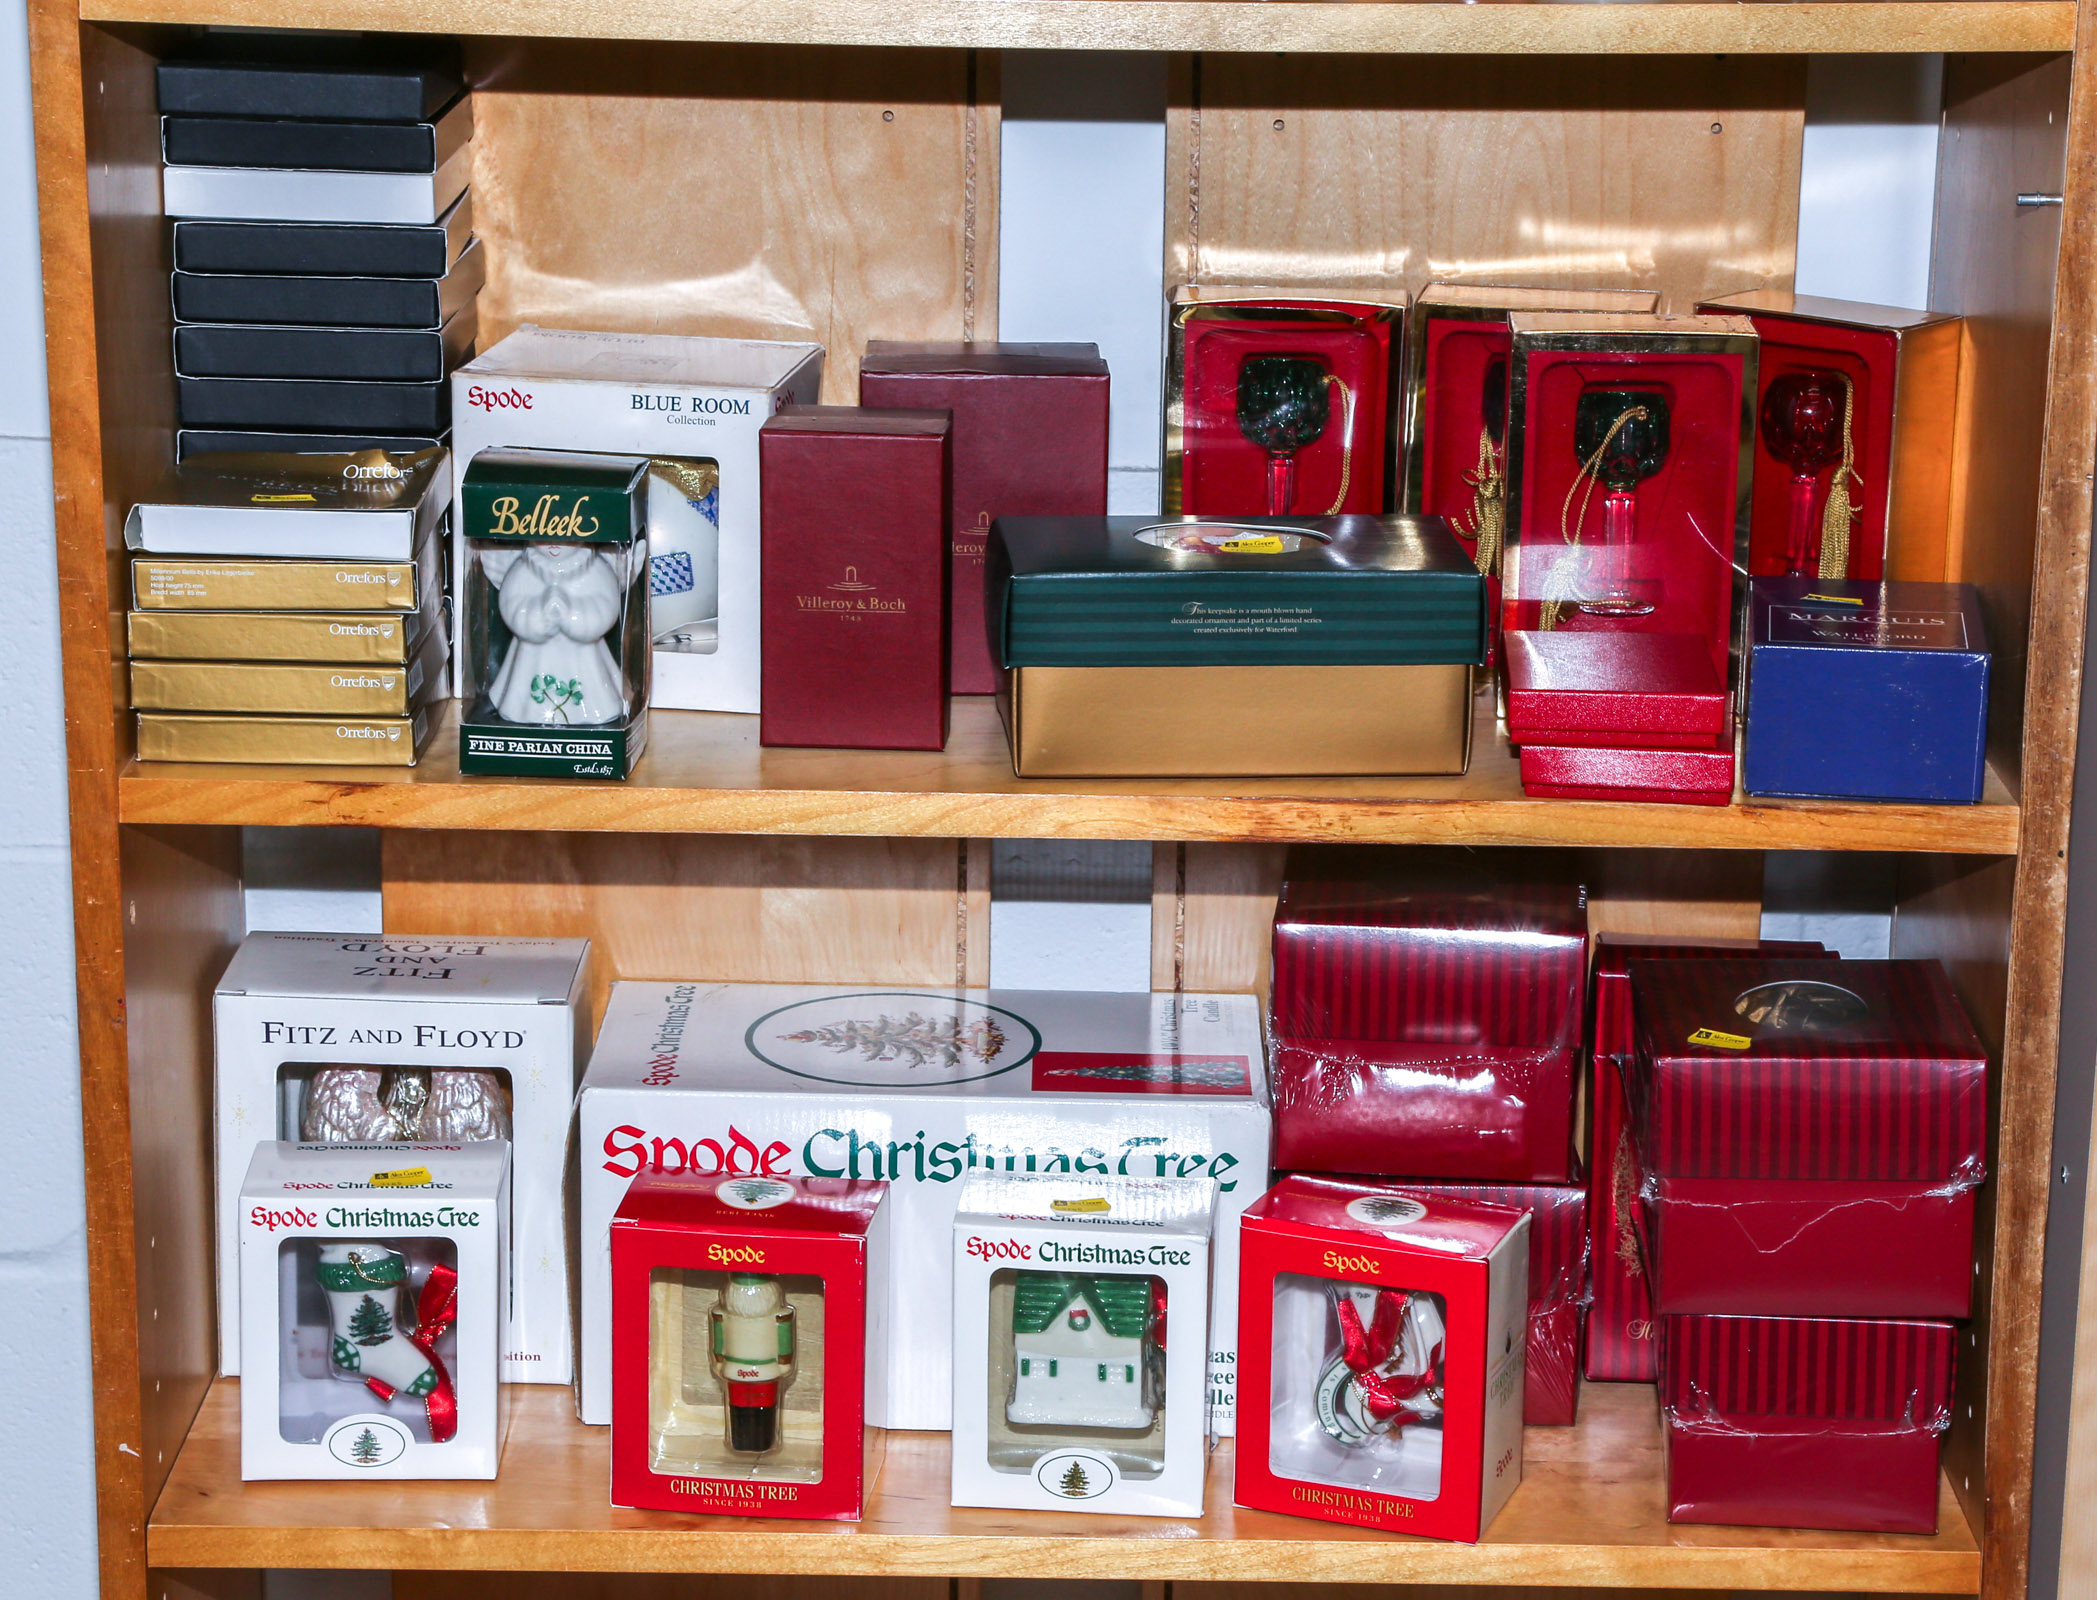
577,981 -> 1271,1430
213,932 -> 591,1382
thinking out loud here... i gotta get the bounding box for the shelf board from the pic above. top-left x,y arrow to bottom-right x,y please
73,0 -> 2077,55
151,1380 -> 1979,1585
116,695 -> 2020,852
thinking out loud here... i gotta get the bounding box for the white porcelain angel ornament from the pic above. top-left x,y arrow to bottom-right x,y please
481,541 -> 633,726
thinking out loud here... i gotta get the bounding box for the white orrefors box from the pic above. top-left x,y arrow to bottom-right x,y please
951,1172 -> 1214,1517
239,1140 -> 508,1480
450,325 -> 824,714
213,932 -> 591,1382
577,981 -> 1271,1431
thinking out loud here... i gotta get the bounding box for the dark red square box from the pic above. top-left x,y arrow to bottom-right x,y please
859,342 -> 1109,695
1662,1313 -> 1953,1533
1503,630 -> 1728,750
1270,848 -> 1587,1182
1235,1176 -> 1529,1542
760,406 -> 951,750
1585,937 -> 1827,1383
1627,958 -> 1987,1318
1518,740 -> 1735,805
610,1171 -> 889,1520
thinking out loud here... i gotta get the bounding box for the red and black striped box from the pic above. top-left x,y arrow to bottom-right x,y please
1661,1312 -> 1953,1533
1270,849 -> 1587,1182
1626,959 -> 1987,1318
1584,936 -> 1827,1383
1400,1179 -> 1588,1424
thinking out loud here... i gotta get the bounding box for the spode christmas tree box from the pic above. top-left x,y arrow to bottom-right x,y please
214,932 -> 591,1381
950,1171 -> 1215,1517
451,325 -> 824,713
611,1171 -> 891,1520
1234,1177 -> 1528,1543
239,1140 -> 507,1480
578,981 -> 1270,1430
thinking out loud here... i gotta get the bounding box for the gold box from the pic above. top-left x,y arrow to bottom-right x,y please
127,605 -> 434,664
131,555 -> 428,611
135,709 -> 428,766
999,663 -> 1473,777
129,632 -> 444,715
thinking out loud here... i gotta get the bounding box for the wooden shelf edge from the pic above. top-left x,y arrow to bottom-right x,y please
75,0 -> 2077,56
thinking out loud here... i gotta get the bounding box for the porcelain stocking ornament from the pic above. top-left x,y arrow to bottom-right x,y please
318,1242 -> 460,1442
482,543 -> 629,725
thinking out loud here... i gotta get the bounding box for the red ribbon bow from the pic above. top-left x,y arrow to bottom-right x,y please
1335,1288 -> 1443,1423
359,1261 -> 460,1444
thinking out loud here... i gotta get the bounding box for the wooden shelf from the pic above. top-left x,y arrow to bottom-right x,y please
72,0 -> 2078,56
116,695 -> 2021,852
150,1380 -> 1981,1587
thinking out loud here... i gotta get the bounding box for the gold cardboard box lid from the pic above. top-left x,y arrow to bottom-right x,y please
1172,282 -> 1409,315
135,709 -> 427,766
1418,283 -> 1660,315
129,633 -> 444,715
1508,310 -> 1758,341
1696,290 -> 1958,335
131,557 -> 425,611
1002,663 -> 1472,778
127,607 -> 431,664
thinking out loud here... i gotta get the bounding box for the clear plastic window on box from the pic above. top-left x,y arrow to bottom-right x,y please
277,1237 -> 460,1453
462,534 -> 649,731
278,1063 -> 514,1144
648,1268 -> 827,1485
1270,1273 -> 1448,1502
985,1268 -> 1167,1483
645,457 -> 721,655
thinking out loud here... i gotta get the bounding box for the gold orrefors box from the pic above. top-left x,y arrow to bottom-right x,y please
128,631 -> 445,715
999,663 -> 1473,777
131,555 -> 427,611
127,605 -> 433,664
135,709 -> 429,766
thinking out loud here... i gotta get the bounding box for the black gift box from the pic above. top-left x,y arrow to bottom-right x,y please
174,307 -> 475,383
172,238 -> 484,330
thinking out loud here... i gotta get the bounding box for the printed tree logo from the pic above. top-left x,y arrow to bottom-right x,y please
348,1293 -> 394,1347
349,1427 -> 384,1466
781,1010 -> 1007,1071
1058,1461 -> 1092,1498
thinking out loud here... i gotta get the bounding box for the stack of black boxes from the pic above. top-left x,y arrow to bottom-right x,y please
157,42 -> 482,459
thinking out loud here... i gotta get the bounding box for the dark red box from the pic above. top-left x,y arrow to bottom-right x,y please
1270,849 -> 1587,1182
859,342 -> 1109,695
1627,958 -> 1987,1318
1662,1313 -> 1952,1533
1518,741 -> 1735,805
759,406 -> 951,750
1585,936 -> 1826,1383
1504,630 -> 1728,750
1399,1179 -> 1588,1424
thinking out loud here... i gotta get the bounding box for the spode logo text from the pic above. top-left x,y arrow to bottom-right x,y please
466,385 -> 533,411
966,1235 -> 1031,1262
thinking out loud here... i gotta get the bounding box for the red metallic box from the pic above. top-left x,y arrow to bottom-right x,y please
1398,1179 -> 1588,1425
610,1171 -> 890,1520
1627,958 -> 1987,1318
1584,937 -> 1827,1383
1270,848 -> 1587,1182
1662,1313 -> 1953,1533
1503,630 -> 1728,750
859,342 -> 1109,695
1235,1176 -> 1529,1542
759,406 -> 951,750
1518,741 -> 1736,805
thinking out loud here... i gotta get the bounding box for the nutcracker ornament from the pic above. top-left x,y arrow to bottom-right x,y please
710,1272 -> 797,1453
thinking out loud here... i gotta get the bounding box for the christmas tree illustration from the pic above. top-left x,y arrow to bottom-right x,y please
1057,1461 -> 1092,1497
349,1427 -> 383,1465
781,1010 -> 1006,1071
1034,1059 -> 1246,1089
348,1293 -> 394,1346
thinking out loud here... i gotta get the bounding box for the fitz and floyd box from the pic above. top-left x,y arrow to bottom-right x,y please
1698,291 -> 1961,583
239,1140 -> 507,1480
859,342 -> 1110,694
1269,848 -> 1588,1182
213,932 -> 591,1381
611,1171 -> 890,1520
951,1172 -> 1214,1518
451,325 -> 824,714
758,406 -> 952,750
987,514 -> 1483,777
1627,958 -> 1987,1318
1744,578 -> 1991,803
577,981 -> 1271,1430
1663,1313 -> 1953,1533
1235,1177 -> 1528,1542
1166,286 -> 1406,519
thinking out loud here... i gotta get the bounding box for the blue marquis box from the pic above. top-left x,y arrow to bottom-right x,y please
1743,578 -> 1989,803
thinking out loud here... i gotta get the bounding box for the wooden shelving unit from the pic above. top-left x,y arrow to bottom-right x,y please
26,3 -> 2097,1600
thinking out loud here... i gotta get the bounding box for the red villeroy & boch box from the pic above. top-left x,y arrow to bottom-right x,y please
1269,848 -> 1587,1183
1584,936 -> 1827,1384
1626,958 -> 1987,1318
858,342 -> 1109,695
610,1171 -> 891,1520
1235,1176 -> 1528,1542
1662,1312 -> 1954,1533
759,406 -> 951,750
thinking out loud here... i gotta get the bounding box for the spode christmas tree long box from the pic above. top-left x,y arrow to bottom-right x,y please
578,981 -> 1270,1429
214,932 -> 591,1382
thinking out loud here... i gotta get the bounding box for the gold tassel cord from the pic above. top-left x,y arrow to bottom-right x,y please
1458,424 -> 1504,578
1544,402 -> 1647,631
1323,374 -> 1355,515
1817,375 -> 1860,580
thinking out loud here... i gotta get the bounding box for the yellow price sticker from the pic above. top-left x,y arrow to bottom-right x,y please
370,1165 -> 434,1188
1801,593 -> 1864,607
251,493 -> 318,503
1050,1196 -> 1113,1214
1218,535 -> 1287,554
1687,1027 -> 1753,1051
